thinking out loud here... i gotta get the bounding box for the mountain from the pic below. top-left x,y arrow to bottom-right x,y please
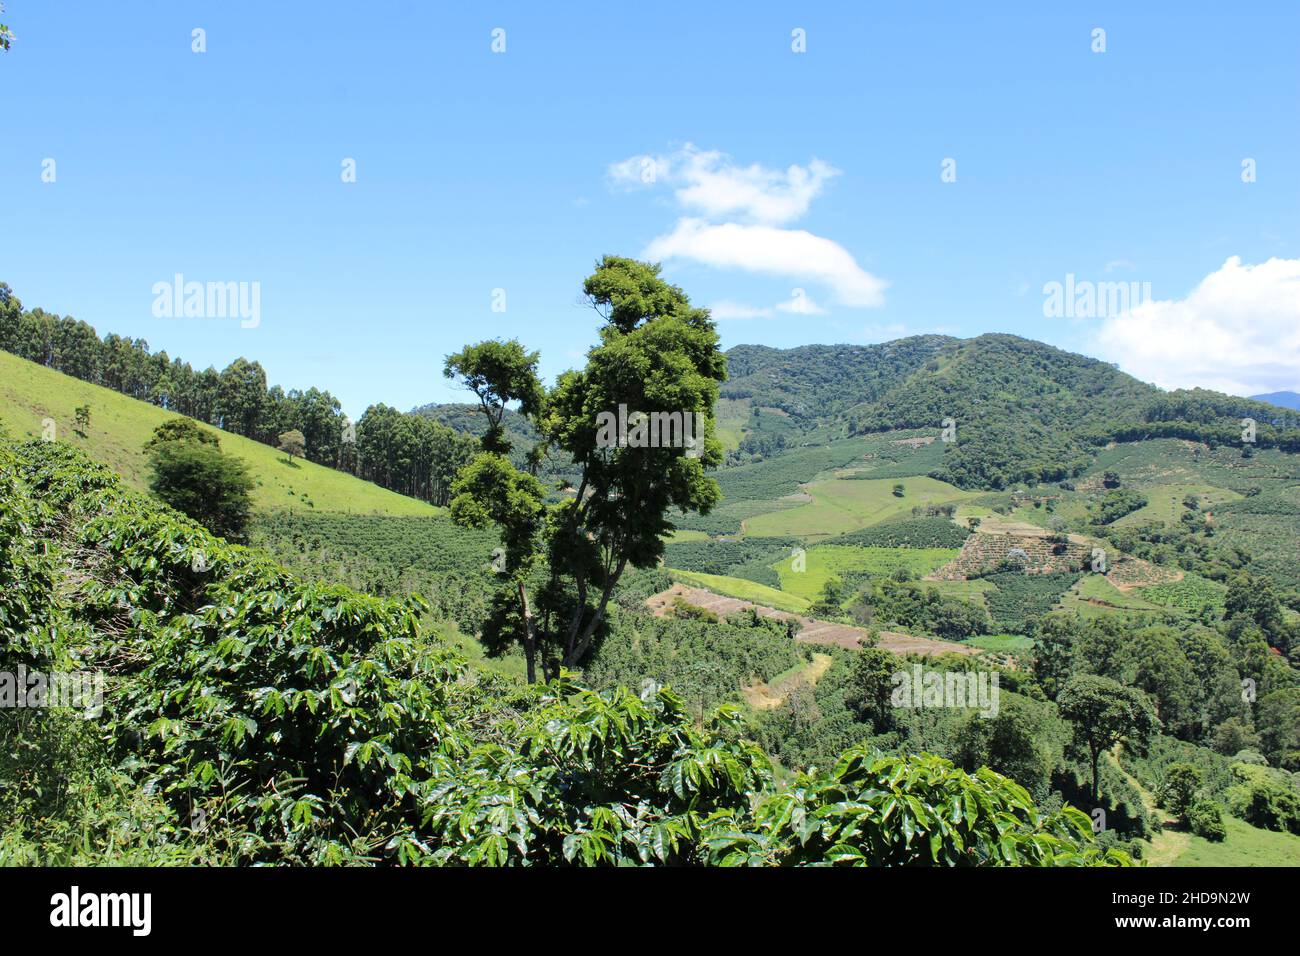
1252,390 -> 1300,411
722,334 -> 1300,489
0,349 -> 437,516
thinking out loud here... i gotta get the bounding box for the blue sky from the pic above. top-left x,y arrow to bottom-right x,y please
3,1 -> 1298,417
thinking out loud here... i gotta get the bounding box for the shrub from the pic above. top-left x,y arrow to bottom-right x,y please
1186,798 -> 1227,841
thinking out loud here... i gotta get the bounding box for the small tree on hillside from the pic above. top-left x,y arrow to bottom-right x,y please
278,429 -> 307,459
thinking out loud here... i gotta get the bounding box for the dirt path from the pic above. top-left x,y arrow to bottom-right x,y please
1109,751 -> 1187,866
646,583 -> 980,656
742,653 -> 833,710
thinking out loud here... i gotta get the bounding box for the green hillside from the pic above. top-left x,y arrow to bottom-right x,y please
0,350 -> 436,516
721,334 -> 1300,490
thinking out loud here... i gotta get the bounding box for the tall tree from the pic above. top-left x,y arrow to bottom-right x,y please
217,358 -> 268,437
445,256 -> 725,680
1057,674 -> 1159,803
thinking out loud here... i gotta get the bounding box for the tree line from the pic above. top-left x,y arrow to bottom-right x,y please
0,282 -> 477,506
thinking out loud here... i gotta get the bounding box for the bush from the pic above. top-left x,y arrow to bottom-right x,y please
1186,798 -> 1227,841
145,428 -> 254,540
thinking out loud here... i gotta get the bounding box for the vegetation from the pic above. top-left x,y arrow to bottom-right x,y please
0,437 -> 1128,866
144,422 -> 254,540
0,349 -> 438,516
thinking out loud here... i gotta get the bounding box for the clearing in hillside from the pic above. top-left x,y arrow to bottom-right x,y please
647,583 -> 980,657
744,475 -> 978,540
772,544 -> 959,603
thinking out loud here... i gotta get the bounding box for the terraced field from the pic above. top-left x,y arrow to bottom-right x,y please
1058,573 -> 1165,619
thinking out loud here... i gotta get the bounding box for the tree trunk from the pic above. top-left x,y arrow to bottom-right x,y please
518,581 -> 537,684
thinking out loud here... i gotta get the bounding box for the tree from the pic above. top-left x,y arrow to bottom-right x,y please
843,636 -> 897,733
1159,763 -> 1202,816
445,257 -> 725,680
145,417 -> 219,450
954,697 -> 1058,798
1031,613 -> 1077,700
0,3 -> 13,51
277,429 -> 306,459
73,405 -> 91,435
144,424 -> 254,540
443,340 -> 543,455
1057,674 -> 1159,803
217,358 -> 268,438
1126,627 -> 1198,739
809,578 -> 847,617
1186,798 -> 1226,841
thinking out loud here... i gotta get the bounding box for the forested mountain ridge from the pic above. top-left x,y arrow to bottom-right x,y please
722,334 -> 1300,489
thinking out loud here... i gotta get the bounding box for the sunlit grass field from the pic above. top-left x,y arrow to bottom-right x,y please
744,475 -> 979,540
772,544 -> 958,602
0,350 -> 438,516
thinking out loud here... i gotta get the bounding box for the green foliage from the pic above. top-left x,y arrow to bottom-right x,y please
448,257 -> 728,678
583,611 -> 804,716
704,748 -> 1130,866
860,578 -> 989,641
145,416 -> 220,449
824,517 -> 971,550
1058,674 -> 1160,802
1186,798 -> 1227,841
0,437 -> 1122,866
1158,762 -> 1203,816
145,425 -> 254,540
983,571 -> 1081,634
277,429 -> 306,459
1094,488 -> 1148,525
662,535 -> 799,590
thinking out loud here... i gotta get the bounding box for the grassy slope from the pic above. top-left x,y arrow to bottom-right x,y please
669,569 -> 812,614
773,544 -> 959,602
745,475 -> 978,539
0,351 -> 436,516
1171,816 -> 1300,867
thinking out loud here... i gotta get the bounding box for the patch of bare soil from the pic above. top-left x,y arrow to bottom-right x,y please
742,653 -> 834,710
646,584 -> 980,657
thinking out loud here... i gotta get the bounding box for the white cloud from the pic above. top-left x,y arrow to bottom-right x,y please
776,289 -> 827,315
708,290 -> 828,321
645,219 -> 887,308
609,144 -> 838,225
1094,256 -> 1300,394
610,144 -> 886,311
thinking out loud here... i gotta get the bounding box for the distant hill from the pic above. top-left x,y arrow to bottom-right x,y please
722,334 -> 1300,489
414,334 -> 1300,494
1251,391 -> 1300,411
0,350 -> 438,516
